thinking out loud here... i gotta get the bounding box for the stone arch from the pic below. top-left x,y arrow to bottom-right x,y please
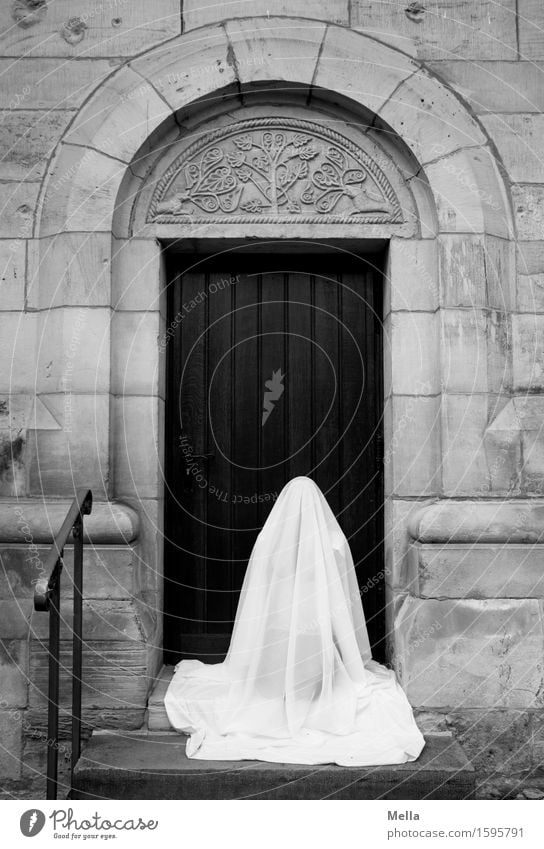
34,16 -> 514,467
36,19 -> 513,241
32,17 -> 516,669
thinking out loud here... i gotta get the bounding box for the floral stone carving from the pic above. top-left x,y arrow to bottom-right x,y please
148,118 -> 403,225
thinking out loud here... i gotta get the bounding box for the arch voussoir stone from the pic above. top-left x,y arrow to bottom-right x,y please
40,143 -> 129,237
377,67 -> 488,164
129,23 -> 237,113
223,17 -> 326,88
312,24 -> 416,115
63,66 -> 174,165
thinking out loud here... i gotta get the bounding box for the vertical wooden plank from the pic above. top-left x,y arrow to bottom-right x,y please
372,265 -> 386,658
205,268 -> 236,639
163,267 -> 183,659
176,267 -> 208,644
260,270 -> 288,523
341,266 -> 376,652
287,269 -> 314,480
342,262 -> 385,659
312,265 -> 342,516
231,265 -> 260,618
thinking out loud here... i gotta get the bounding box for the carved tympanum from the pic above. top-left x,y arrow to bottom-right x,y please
148,118 -> 403,224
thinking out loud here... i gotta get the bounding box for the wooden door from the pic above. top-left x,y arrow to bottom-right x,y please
164,251 -> 384,663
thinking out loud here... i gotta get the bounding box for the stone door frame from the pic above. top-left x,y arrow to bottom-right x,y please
33,17 -> 515,672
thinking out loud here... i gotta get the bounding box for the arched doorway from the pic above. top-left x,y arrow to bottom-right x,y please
132,99 -> 417,663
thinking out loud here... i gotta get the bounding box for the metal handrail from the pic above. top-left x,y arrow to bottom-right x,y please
34,488 -> 93,800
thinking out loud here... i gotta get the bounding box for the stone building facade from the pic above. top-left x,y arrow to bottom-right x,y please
1,0 -> 544,797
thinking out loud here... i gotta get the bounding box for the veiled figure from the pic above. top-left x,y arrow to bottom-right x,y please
165,477 -> 425,765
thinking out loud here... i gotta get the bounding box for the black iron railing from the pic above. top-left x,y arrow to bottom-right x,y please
34,489 -> 93,800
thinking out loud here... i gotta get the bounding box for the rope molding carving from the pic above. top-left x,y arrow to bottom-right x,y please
147,118 -> 404,226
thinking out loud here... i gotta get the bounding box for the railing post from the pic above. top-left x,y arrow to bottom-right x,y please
46,571 -> 61,801
34,488 -> 92,801
71,514 -> 83,772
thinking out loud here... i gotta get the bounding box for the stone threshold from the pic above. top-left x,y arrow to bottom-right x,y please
71,666 -> 475,799
71,730 -> 474,800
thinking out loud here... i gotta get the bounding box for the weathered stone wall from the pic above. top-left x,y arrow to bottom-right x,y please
0,0 -> 543,796
0,2 -> 178,796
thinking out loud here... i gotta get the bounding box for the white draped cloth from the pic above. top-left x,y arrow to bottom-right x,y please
165,477 -> 425,766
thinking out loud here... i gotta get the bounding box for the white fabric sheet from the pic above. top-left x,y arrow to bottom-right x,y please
165,477 -> 425,766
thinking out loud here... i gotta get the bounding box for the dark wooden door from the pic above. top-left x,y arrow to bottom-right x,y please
164,251 -> 384,663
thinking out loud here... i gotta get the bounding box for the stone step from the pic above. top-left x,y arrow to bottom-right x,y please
71,731 -> 475,800
146,665 -> 174,731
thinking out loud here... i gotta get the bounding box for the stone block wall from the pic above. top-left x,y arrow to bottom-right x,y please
0,543 -> 151,798
392,500 -> 544,791
0,500 -> 150,797
0,0 -> 544,797
0,1 -> 175,796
